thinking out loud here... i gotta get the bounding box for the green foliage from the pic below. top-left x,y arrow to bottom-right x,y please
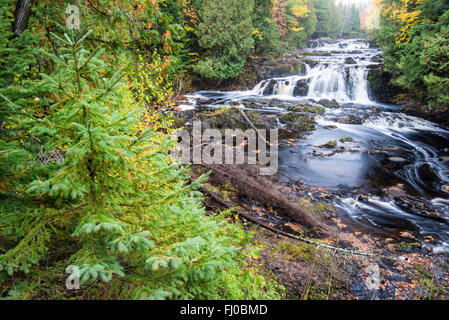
253,0 -> 283,55
378,0 -> 449,109
0,31 -> 282,300
313,0 -> 341,38
194,0 -> 255,79
0,0 -> 45,191
338,3 -> 362,37
284,0 -> 317,48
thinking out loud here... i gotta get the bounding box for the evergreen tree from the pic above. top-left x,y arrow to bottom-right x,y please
0,0 -> 42,191
378,0 -> 449,109
313,0 -> 340,38
283,0 -> 317,48
194,0 -> 255,79
253,0 -> 283,55
0,30 -> 281,299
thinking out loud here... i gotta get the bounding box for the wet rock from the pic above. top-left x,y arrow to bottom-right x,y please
367,67 -> 403,103
199,107 -> 277,131
261,79 -> 278,95
288,103 -> 324,115
366,64 -> 381,70
388,157 -> 407,163
384,184 -> 407,198
345,57 -> 357,64
300,51 -> 332,56
319,140 -> 338,148
370,54 -> 383,63
253,55 -> 308,80
293,79 -> 310,96
336,115 -> 363,125
280,112 -> 316,132
339,137 -> 354,143
302,58 -> 319,68
317,99 -> 340,109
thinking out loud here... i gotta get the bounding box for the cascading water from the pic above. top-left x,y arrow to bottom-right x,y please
183,38 -> 449,252
306,65 -> 349,101
244,38 -> 378,103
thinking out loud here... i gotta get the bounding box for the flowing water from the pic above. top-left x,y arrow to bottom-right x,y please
183,39 -> 449,252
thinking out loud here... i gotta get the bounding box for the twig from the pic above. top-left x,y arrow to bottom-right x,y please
238,108 -> 272,146
115,0 -> 140,30
46,28 -> 60,58
87,0 -> 111,17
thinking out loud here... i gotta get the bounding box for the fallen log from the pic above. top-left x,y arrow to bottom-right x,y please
198,182 -> 381,258
200,163 -> 331,237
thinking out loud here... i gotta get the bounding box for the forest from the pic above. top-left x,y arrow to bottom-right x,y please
1,0 -> 449,302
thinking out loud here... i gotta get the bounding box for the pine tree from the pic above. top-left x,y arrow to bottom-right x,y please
0,0 -> 41,191
0,30 -> 281,299
194,0 -> 255,79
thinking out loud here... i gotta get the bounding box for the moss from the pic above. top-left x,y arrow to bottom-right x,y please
335,147 -> 348,153
320,140 -> 337,148
304,105 -> 325,115
277,241 -> 315,262
318,99 -> 340,109
200,107 -> 269,131
301,51 -> 332,56
281,112 -> 302,123
339,137 -> 354,143
287,105 -> 303,112
298,197 -> 335,218
394,241 -> 421,252
280,113 -> 316,132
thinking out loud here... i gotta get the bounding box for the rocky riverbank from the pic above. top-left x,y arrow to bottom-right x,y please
171,38 -> 449,300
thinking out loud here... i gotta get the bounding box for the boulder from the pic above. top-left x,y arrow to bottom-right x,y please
317,99 -> 340,109
344,57 -> 357,64
280,112 -> 316,132
293,78 -> 310,96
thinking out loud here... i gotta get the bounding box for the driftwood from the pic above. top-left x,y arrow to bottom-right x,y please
238,108 -> 271,146
200,163 -> 331,237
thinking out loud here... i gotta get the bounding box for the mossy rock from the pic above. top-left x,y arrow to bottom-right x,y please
320,140 -> 337,148
199,107 -> 276,131
317,99 -> 340,109
302,58 -> 319,68
339,137 -> 354,143
287,105 -> 303,112
304,105 -> 325,115
281,112 -> 316,132
301,51 -> 332,56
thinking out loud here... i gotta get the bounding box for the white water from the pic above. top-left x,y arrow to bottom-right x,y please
182,39 -> 449,252
249,39 -> 378,103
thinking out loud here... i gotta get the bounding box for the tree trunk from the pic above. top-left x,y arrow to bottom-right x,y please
13,0 -> 35,36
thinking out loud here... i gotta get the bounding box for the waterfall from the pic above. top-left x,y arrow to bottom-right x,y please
248,38 -> 376,103
306,65 -> 349,101
349,67 -> 371,103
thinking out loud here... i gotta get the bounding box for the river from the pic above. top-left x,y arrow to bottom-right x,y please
181,39 -> 449,253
